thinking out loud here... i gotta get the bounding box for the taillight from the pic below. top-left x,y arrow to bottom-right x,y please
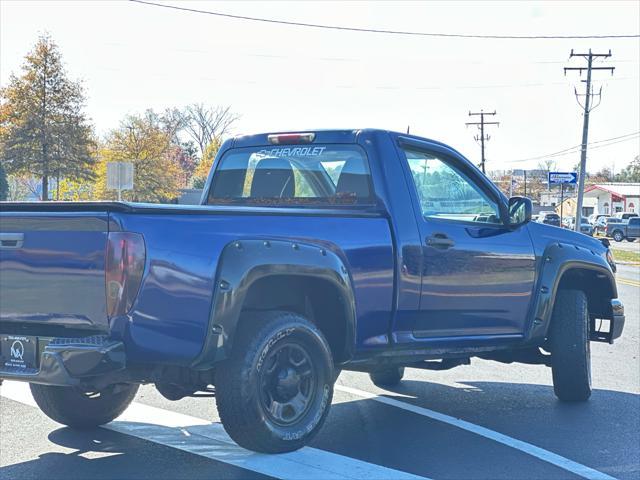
267,132 -> 315,144
105,232 -> 146,318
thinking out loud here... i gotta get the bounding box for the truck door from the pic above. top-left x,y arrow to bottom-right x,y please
396,141 -> 536,339
628,217 -> 640,238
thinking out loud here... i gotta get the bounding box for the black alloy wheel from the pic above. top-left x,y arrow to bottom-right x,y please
258,342 -> 317,426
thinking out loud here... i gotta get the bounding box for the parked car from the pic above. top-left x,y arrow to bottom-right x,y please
578,218 -> 594,236
594,216 -> 612,235
0,129 -> 625,453
562,216 -> 575,229
561,217 -> 592,235
538,211 -> 561,227
607,216 -> 640,242
588,213 -> 609,226
613,212 -> 639,221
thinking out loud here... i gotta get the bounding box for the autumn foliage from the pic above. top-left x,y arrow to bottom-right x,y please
0,35 -> 237,202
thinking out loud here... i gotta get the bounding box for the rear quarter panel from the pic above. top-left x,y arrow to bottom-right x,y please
111,212 -> 393,365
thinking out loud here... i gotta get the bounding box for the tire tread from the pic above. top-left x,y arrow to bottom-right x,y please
550,289 -> 591,402
30,383 -> 139,428
215,310 -> 334,453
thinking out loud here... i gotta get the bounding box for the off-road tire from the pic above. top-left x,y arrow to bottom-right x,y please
30,383 -> 139,428
549,289 -> 591,402
215,310 -> 334,453
369,366 -> 405,387
612,230 -> 624,242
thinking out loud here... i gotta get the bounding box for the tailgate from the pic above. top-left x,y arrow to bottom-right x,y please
0,211 -> 110,332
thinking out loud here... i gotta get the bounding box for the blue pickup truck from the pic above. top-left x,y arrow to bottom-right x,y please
0,129 -> 625,453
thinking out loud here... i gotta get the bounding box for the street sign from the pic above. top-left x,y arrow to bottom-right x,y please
548,171 -> 577,185
548,172 -> 577,228
107,162 -> 134,200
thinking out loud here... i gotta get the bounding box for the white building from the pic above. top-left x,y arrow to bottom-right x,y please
540,189 -> 575,207
582,183 -> 640,216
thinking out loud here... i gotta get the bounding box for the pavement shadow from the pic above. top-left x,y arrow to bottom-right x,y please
2,381 -> 638,480
315,379 -> 640,480
0,425 -> 258,480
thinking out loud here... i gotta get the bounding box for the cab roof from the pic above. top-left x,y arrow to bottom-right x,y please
229,128 -> 454,151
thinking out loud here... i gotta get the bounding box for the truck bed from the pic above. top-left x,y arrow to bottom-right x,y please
0,201 -> 394,364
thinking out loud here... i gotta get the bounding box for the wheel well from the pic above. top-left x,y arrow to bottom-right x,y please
556,268 -> 615,318
239,275 -> 352,363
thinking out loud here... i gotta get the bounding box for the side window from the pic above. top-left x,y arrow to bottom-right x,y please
402,148 -> 501,224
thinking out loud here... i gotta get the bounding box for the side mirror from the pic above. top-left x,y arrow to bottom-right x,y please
507,196 -> 532,226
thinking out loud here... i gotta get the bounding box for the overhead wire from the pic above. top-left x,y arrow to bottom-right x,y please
505,132 -> 640,164
129,0 -> 640,40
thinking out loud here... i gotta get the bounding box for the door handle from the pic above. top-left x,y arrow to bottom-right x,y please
0,233 -> 24,249
426,233 -> 455,249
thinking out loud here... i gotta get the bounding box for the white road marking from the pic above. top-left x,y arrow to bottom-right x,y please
335,385 -> 616,480
1,381 -> 426,480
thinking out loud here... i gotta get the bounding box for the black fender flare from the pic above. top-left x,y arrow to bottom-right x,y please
192,239 -> 356,368
524,242 -> 617,344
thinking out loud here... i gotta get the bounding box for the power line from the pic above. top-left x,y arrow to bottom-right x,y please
506,131 -> 640,163
129,1 -> 640,40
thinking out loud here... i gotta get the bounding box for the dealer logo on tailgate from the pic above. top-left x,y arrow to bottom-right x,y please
2,335 -> 33,369
10,340 -> 24,360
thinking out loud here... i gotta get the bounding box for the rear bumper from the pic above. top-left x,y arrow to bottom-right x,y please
0,336 -> 126,386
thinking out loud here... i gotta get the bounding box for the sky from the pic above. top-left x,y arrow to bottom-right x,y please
1,0 -> 639,174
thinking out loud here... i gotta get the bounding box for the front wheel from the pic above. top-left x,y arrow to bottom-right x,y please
613,230 -> 624,242
30,383 -> 139,428
549,289 -> 591,402
215,311 -> 334,453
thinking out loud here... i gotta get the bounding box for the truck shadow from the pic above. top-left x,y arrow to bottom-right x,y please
1,381 -> 638,480
0,425 -> 259,480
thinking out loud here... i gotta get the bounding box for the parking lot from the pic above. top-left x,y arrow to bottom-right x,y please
610,239 -> 640,254
1,265 -> 638,480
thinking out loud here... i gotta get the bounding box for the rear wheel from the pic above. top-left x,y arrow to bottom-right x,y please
549,289 -> 591,402
30,383 -> 139,428
613,230 -> 624,242
369,366 -> 405,387
215,311 -> 334,453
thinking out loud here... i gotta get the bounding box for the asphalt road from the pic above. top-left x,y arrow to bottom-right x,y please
1,268 -> 639,480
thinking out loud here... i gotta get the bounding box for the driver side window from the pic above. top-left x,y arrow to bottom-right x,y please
403,148 -> 501,224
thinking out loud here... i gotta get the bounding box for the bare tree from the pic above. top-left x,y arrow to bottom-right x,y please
181,104 -> 238,156
160,107 -> 188,144
537,159 -> 557,177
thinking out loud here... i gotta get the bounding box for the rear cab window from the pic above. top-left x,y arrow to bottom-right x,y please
206,145 -> 374,207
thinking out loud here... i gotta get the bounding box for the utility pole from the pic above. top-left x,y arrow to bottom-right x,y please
466,110 -> 499,174
564,49 -> 614,232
